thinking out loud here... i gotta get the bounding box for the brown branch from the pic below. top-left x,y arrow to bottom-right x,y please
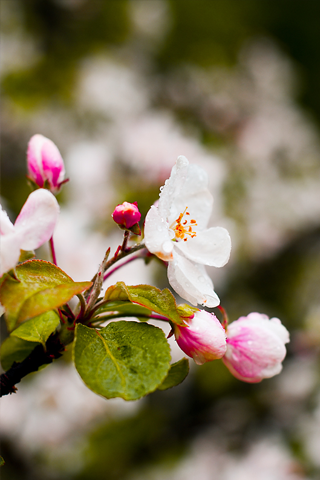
0,334 -> 64,397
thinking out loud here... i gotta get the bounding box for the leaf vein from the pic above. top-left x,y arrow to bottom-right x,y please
95,330 -> 127,390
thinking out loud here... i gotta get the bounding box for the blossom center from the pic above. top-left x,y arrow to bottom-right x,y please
171,207 -> 197,242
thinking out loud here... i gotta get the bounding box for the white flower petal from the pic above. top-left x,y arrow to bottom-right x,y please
175,226 -> 231,267
0,232 -> 22,276
158,156 -> 213,229
14,189 -> 59,251
168,252 -> 220,307
0,206 -> 15,235
269,317 -> 290,344
144,205 -> 173,261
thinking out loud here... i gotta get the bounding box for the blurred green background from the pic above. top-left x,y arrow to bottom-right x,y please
1,1 -> 320,479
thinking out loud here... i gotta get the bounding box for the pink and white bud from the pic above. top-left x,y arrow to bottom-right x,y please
223,312 -> 290,383
112,202 -> 141,229
27,134 -> 65,193
174,310 -> 227,365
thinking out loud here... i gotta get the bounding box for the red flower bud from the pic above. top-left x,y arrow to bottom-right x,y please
112,202 -> 141,229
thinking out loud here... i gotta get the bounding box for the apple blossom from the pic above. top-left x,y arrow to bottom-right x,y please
0,189 -> 59,276
144,156 -> 231,307
222,312 -> 290,383
27,134 -> 65,193
112,201 -> 141,229
174,310 -> 227,365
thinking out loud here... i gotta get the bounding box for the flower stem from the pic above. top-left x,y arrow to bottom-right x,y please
102,244 -> 146,282
121,230 -> 130,252
217,305 -> 229,330
103,251 -> 146,282
49,235 -> 57,265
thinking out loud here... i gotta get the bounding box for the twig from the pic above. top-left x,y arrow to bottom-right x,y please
103,250 -> 146,282
49,236 -> 57,265
103,244 -> 146,282
0,335 -> 64,397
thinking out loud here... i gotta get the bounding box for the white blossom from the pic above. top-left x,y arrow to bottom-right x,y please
144,156 -> 231,306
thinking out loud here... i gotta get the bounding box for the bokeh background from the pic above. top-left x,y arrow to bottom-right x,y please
1,1 -> 320,479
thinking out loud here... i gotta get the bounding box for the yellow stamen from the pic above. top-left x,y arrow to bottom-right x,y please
171,207 -> 197,241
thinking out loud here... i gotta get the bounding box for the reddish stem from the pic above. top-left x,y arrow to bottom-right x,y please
121,230 -> 130,252
101,244 -> 147,283
217,305 -> 229,330
58,308 -> 65,324
103,253 -> 143,282
49,236 -> 57,265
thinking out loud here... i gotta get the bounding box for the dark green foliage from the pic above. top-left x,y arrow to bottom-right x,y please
74,322 -> 171,400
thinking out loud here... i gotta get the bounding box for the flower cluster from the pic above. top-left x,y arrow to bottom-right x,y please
0,137 -> 290,396
144,156 -> 289,382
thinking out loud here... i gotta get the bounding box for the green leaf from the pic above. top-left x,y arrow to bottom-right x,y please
0,336 -> 39,371
0,260 -> 92,331
104,282 -> 187,326
126,285 -> 186,326
18,282 -> 91,324
11,310 -> 60,348
0,456 -> 5,466
74,322 -> 171,401
157,358 -> 189,390
94,300 -> 152,319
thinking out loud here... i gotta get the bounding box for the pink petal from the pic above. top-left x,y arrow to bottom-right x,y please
223,313 -> 289,383
0,205 -> 15,235
0,232 -> 22,276
14,189 -> 59,250
27,134 -> 45,187
41,137 -> 65,189
175,310 -> 227,365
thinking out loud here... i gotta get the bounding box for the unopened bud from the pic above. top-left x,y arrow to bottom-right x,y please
112,202 -> 141,232
223,312 -> 290,383
174,310 -> 227,365
27,134 -> 65,193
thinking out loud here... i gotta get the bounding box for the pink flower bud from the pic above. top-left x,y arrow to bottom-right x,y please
223,312 -> 290,383
27,134 -> 65,193
112,202 -> 141,229
174,310 -> 227,365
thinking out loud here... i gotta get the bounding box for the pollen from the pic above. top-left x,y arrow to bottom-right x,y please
171,207 -> 197,241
